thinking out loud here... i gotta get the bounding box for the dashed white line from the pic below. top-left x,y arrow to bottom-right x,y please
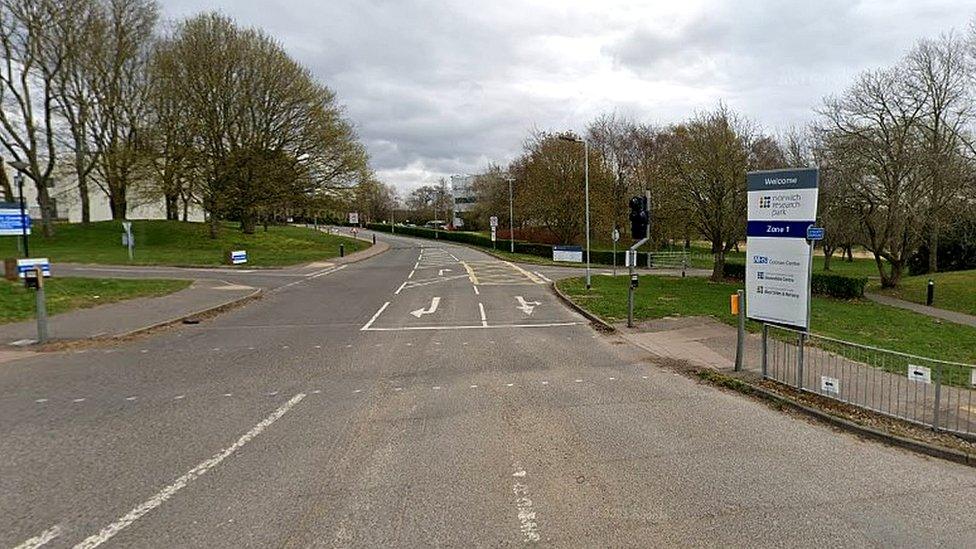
174,395 -> 185,400
360,301 -> 391,331
512,467 -> 542,543
473,285 -> 480,295
395,281 -> 408,294
470,384 -> 478,388
13,524 -> 62,549
125,397 -> 137,401
73,398 -> 86,403
223,393 -> 233,397
478,302 -> 488,327
72,393 -> 306,549
408,269 -> 415,279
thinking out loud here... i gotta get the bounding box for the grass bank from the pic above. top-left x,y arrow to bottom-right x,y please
0,220 -> 367,267
873,270 -> 976,317
557,275 -> 976,365
0,277 -> 191,324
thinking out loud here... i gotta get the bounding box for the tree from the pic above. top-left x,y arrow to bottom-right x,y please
817,66 -> 928,288
663,105 -> 753,281
587,113 -> 640,238
0,0 -> 81,236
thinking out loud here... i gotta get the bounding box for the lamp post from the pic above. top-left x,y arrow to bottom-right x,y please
559,135 -> 590,290
505,175 -> 515,253
8,160 -> 30,258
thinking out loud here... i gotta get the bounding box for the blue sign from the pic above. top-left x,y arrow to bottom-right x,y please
746,221 -> 815,238
806,226 -> 825,241
0,208 -> 30,236
16,258 -> 50,278
230,250 -> 247,265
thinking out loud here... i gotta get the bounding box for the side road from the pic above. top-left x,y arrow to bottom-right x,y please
0,240 -> 388,347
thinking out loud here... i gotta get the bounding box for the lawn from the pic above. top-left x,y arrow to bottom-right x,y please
0,277 -> 191,324
557,274 -> 976,366
873,270 -> 976,317
0,220 -> 368,267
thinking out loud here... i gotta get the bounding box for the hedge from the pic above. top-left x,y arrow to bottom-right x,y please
723,261 -> 866,299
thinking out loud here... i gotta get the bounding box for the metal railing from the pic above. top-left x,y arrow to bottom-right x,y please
647,251 -> 690,275
763,324 -> 976,437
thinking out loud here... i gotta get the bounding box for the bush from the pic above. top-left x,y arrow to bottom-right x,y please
908,219 -> 976,275
812,272 -> 867,299
723,261 -> 865,298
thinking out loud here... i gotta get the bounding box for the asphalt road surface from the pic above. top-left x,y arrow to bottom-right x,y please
3,232 -> 976,548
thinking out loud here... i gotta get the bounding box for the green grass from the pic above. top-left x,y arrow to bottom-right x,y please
0,220 -> 367,267
873,270 -> 976,317
0,277 -> 191,324
557,275 -> 976,366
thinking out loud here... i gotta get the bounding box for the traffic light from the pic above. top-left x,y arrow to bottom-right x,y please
629,195 -> 648,239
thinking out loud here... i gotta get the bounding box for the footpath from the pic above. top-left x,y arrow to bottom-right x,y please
866,293 -> 976,328
0,239 -> 388,349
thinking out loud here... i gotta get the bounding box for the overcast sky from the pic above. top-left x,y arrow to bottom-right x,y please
159,0 -> 975,193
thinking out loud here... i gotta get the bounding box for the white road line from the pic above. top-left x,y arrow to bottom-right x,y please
35,399 -> 47,403
473,286 -> 480,295
360,301 -> 391,331
408,269 -> 415,279
13,524 -> 62,549
362,321 -> 583,332
73,394 -> 306,549
533,271 -> 553,283
512,467 -> 541,543
479,303 -> 488,327
504,261 -> 544,284
73,398 -> 86,403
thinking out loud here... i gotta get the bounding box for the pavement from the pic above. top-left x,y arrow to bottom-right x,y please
867,292 -> 976,328
3,231 -> 976,547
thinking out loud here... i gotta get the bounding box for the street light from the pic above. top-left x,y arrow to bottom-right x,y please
559,134 -> 590,290
8,160 -> 30,258
504,175 -> 515,253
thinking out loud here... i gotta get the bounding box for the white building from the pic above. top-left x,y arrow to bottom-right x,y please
3,166 -> 203,223
450,174 -> 477,227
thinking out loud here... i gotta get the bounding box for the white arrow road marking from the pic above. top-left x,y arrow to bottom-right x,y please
515,296 -> 542,316
410,297 -> 441,318
438,268 -> 452,276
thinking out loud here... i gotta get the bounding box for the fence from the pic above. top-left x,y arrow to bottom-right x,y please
646,251 -> 690,274
763,324 -> 976,437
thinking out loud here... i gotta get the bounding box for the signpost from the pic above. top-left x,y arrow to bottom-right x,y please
230,250 -> 247,265
490,227 -> 497,248
552,245 -> 583,263
348,212 -> 359,225
122,221 -> 134,261
745,168 -> 819,331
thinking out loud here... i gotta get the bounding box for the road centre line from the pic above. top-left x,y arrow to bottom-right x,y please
461,261 -> 480,285
360,301 -> 391,331
395,281 -> 408,295
362,321 -> 582,332
473,286 -> 480,295
408,269 -> 415,279
479,303 -> 488,327
13,525 -> 62,549
73,393 -> 306,549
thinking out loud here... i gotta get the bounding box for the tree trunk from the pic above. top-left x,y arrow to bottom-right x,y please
711,239 -> 725,282
822,245 -> 836,271
75,149 -> 91,223
845,246 -> 854,262
208,212 -> 219,239
927,227 -> 939,274
164,193 -> 178,221
0,160 -> 13,202
35,180 -> 55,237
241,213 -> 256,235
109,185 -> 127,220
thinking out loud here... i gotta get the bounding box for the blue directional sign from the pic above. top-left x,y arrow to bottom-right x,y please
806,226 -> 825,241
0,207 -> 30,236
16,258 -> 50,278
230,250 -> 248,265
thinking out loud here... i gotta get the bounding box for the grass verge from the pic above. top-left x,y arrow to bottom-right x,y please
0,277 -> 191,324
556,274 -> 976,365
0,220 -> 367,267
873,269 -> 976,317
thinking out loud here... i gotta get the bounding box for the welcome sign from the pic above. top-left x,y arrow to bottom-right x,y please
745,168 -> 819,330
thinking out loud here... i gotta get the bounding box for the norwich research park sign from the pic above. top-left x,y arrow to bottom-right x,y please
745,168 -> 819,330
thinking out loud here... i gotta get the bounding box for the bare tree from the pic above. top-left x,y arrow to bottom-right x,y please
817,66 -> 927,288
0,0 -> 79,236
587,113 -> 640,237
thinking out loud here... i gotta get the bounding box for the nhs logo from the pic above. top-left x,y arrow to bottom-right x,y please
752,256 -> 769,264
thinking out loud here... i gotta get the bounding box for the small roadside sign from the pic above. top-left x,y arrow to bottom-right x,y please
612,228 -> 620,243
552,245 -> 583,263
230,250 -> 247,265
624,250 -> 638,267
16,258 -> 50,279
908,364 -> 931,384
0,207 -> 30,236
348,212 -> 359,225
490,216 -> 499,228
820,376 -> 840,395
806,226 -> 825,241
491,227 -> 497,242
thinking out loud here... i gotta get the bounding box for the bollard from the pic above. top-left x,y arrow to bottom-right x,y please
927,279 -> 934,306
34,266 -> 48,343
339,243 -> 345,258
734,290 -> 745,372
372,234 -> 376,245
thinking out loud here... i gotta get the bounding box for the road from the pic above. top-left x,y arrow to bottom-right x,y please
2,232 -> 975,547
